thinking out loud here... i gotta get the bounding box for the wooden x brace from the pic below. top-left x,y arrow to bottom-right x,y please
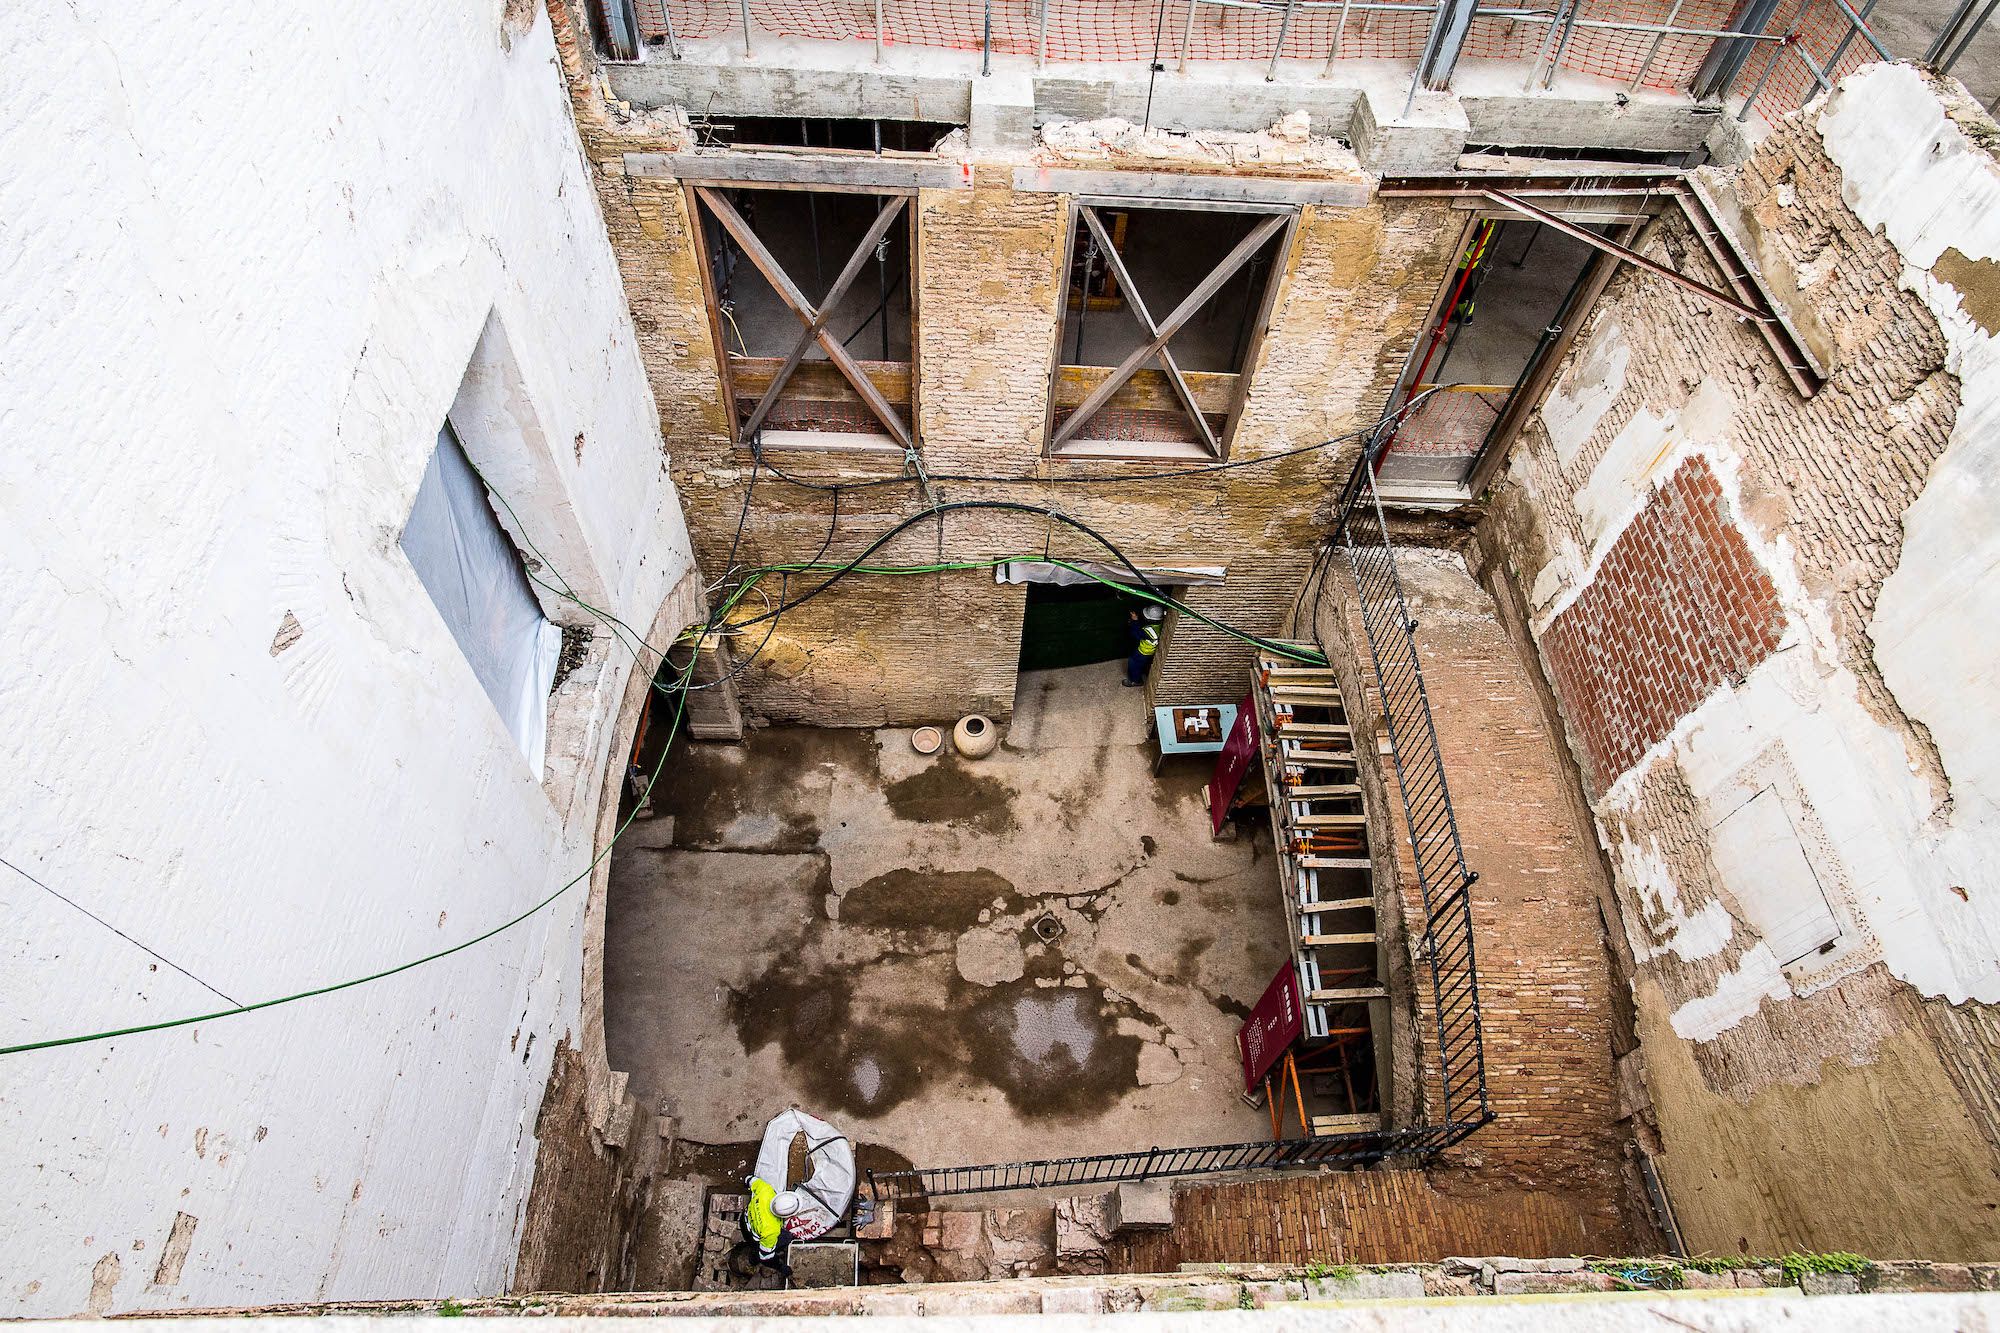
697,187 -> 913,449
1052,209 -> 1289,451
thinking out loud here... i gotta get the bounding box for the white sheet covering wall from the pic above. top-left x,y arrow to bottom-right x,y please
400,424 -> 561,773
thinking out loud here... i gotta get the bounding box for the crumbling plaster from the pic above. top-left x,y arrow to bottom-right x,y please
1482,62 -> 2000,1255
1,0 -> 693,1315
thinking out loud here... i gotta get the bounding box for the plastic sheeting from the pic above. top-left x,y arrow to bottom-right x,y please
752,1108 -> 855,1241
400,424 -> 561,774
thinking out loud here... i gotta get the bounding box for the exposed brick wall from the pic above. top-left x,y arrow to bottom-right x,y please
1477,77 -> 2000,1259
1314,550 -> 1638,1246
1111,1170 -> 1608,1270
1539,456 -> 1785,792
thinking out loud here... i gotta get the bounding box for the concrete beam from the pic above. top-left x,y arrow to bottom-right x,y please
625,152 -> 971,189
1013,166 -> 1370,207
1351,87 -> 1470,174
604,61 -> 973,124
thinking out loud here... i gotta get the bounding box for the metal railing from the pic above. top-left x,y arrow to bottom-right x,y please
1331,422 -> 1491,1134
866,1119 -> 1484,1202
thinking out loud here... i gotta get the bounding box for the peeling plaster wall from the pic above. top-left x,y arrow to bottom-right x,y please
1480,64 -> 2000,1256
0,0 -> 693,1315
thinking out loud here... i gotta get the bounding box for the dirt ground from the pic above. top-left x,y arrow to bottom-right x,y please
604,662 -> 1290,1173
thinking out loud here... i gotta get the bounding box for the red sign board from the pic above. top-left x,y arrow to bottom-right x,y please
1207,692 -> 1259,836
1237,961 -> 1305,1091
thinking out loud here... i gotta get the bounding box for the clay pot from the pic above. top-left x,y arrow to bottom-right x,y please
953,714 -> 998,759
912,726 -> 943,755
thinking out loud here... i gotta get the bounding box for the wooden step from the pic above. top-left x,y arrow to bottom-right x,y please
1311,1113 -> 1385,1137
1310,985 -> 1388,1002
1284,783 -> 1361,799
1293,812 -> 1367,828
1301,894 -> 1375,913
1303,931 -> 1379,947
1270,686 -> 1344,705
1300,858 -> 1372,872
1276,721 -> 1351,738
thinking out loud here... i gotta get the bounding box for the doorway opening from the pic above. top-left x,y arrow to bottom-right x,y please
1017,580 -> 1150,673
1376,214 -> 1617,495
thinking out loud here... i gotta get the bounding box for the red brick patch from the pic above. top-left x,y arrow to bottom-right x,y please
1542,456 -> 1785,792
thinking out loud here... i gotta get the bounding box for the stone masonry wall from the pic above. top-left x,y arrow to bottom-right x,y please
553,10 -> 1459,725
1477,65 -> 2000,1260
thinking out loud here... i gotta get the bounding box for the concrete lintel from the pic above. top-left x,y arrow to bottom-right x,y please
604,61 -> 973,125
1460,94 -> 1722,153
970,69 -> 1037,157
625,152 -> 971,190
1032,77 -> 1364,139
1012,166 -> 1370,207
1351,87 -> 1471,175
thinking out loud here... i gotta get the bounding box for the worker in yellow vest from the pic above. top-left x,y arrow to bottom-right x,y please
1124,606 -> 1162,687
743,1178 -> 802,1278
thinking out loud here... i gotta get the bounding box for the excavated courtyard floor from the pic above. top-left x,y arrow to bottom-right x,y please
604,661 -> 1288,1183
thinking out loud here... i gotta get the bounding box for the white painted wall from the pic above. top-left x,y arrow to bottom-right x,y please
1509,65 -> 2000,1036
0,0 -> 693,1315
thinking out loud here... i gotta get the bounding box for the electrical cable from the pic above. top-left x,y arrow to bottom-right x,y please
7,392 -> 1413,1054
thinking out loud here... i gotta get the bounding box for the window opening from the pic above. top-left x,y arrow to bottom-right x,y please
694,185 -> 916,449
688,116 -> 960,154
1049,202 -> 1291,459
400,422 -> 562,772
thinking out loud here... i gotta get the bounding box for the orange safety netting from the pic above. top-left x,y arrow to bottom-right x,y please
635,0 -> 1753,88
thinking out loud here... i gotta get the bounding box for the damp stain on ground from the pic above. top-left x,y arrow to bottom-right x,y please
837,867 -> 1020,933
727,958 -> 928,1120
650,729 -> 878,849
885,756 -> 1017,833
959,977 -> 1143,1119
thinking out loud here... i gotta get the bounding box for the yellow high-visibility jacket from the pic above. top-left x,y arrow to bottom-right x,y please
746,1178 -> 785,1257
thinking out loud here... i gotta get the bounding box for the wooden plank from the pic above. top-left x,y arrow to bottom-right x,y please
1301,894 -> 1375,912
1311,1113 -> 1385,1135
1284,783 -> 1361,798
1013,165 -> 1369,208
1304,932 -> 1379,947
1311,985 -> 1388,1001
1053,364 -> 1237,414
1270,685 -> 1343,702
1277,722 -> 1352,737
629,152 -> 970,191
1300,858 -> 1372,872
727,356 -> 912,406
1293,812 -> 1367,828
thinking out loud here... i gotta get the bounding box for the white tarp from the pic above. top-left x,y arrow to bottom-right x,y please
995,560 -> 1225,587
400,424 -> 562,774
752,1108 -> 856,1241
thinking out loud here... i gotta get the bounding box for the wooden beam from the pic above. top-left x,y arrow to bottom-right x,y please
630,153 -> 970,191
737,194 -> 908,440
1015,166 -> 1369,208
727,356 -> 912,406
1052,365 -> 1237,414
1077,206 -> 1219,455
696,188 -> 914,450
1052,213 -> 1289,448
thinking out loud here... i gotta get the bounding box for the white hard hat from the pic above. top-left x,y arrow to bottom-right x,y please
1143,604 -> 1165,621
772,1191 -> 803,1219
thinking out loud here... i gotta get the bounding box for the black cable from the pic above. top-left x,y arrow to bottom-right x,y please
721,499 -> 1325,664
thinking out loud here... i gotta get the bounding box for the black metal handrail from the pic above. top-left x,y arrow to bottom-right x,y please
867,1119 -> 1486,1203
1332,422 -> 1492,1132
866,424 -> 1491,1206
